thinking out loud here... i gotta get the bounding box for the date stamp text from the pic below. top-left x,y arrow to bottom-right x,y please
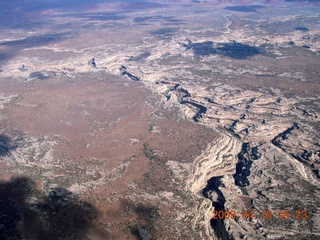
212,210 -> 308,220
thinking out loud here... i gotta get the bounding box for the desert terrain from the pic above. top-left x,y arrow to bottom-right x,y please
0,0 -> 319,239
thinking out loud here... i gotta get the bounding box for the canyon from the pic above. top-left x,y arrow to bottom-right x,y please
0,1 -> 319,239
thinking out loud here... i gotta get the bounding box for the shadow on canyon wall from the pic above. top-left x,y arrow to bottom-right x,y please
202,177 -> 231,240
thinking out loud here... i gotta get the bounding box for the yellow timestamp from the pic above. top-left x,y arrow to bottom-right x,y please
212,210 -> 308,220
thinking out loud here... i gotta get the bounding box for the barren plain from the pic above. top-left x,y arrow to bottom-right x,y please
0,0 -> 319,239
